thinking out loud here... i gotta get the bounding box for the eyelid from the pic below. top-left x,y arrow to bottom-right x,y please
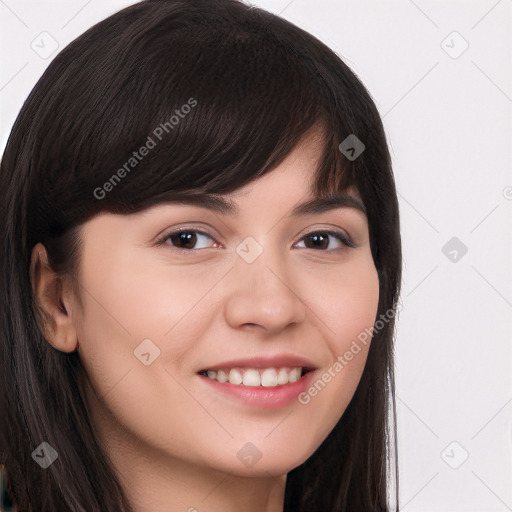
155,226 -> 220,249
308,230 -> 356,249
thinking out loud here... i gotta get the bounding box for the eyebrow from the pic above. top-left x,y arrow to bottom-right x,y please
168,192 -> 366,216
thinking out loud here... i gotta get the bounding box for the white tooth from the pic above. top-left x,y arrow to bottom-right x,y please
277,368 -> 289,385
216,370 -> 228,383
206,370 -> 217,379
243,369 -> 261,386
261,368 -> 278,387
229,368 -> 243,385
288,367 -> 301,383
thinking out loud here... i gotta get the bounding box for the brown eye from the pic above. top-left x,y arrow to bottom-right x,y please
169,231 -> 197,249
297,231 -> 355,251
162,230 -> 216,251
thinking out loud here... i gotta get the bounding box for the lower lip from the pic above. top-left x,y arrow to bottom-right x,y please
198,371 -> 316,409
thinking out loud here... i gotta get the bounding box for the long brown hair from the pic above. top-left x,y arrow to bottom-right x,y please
0,0 -> 402,510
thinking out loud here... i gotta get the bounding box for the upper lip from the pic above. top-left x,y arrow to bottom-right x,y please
198,354 -> 318,372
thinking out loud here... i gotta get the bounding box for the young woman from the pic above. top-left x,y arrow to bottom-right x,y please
0,0 -> 402,510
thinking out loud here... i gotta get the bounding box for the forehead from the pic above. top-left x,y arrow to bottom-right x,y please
222,126 -> 362,212
133,125 -> 364,220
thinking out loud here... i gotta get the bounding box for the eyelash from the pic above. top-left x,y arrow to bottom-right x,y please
155,228 -> 357,253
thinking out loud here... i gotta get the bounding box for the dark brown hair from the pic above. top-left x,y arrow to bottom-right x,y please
0,0 -> 402,510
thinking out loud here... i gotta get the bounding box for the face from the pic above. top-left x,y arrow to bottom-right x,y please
68,129 -> 379,478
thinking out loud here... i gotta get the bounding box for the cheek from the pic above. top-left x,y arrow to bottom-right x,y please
305,251 -> 380,357
296,252 -> 379,437
73,265 -> 215,462
329,260 -> 380,355
77,243 -> 232,332
73,252 -> 230,432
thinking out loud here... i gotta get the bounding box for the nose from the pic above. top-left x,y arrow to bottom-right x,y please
223,246 -> 307,334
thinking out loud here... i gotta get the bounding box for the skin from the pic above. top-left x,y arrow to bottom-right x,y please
31,126 -> 380,512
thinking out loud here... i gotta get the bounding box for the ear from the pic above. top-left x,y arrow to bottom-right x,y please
30,243 -> 78,353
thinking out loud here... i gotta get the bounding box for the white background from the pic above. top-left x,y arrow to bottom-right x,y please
1,1 -> 511,510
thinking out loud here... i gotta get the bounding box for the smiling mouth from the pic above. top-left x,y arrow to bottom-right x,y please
198,367 -> 312,387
